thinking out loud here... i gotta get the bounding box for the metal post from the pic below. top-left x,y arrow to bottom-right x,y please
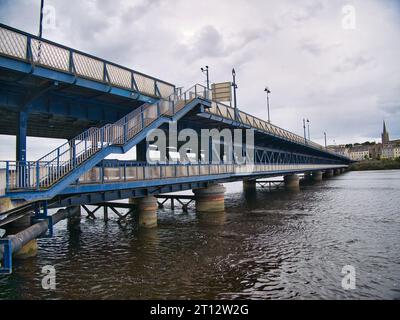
303,119 -> 307,144
0,239 -> 12,274
307,119 -> 310,140
36,161 -> 40,189
201,66 -> 210,90
264,87 -> 271,123
39,0 -> 44,38
324,132 -> 327,148
232,68 -> 238,121
16,112 -> 27,163
104,206 -> 109,222
16,111 -> 28,188
5,161 -> 9,192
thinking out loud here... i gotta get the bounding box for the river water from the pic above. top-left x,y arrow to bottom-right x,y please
1,170 -> 399,300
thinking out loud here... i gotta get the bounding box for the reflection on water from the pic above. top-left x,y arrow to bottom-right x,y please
1,170 -> 400,299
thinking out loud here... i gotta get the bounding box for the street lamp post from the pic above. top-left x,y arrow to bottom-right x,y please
201,66 -> 210,90
307,119 -> 310,140
264,87 -> 271,123
39,0 -> 44,38
232,68 -> 238,121
324,132 -> 327,148
303,119 -> 307,144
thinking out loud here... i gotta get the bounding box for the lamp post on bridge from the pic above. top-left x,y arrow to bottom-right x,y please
232,68 -> 238,121
324,132 -> 327,148
39,0 -> 44,38
264,86 -> 271,123
201,66 -> 210,90
307,119 -> 310,140
303,119 -> 307,144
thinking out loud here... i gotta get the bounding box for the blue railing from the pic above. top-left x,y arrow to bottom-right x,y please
0,23 -> 175,98
77,161 -> 347,185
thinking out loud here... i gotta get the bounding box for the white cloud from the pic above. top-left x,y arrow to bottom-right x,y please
0,0 -> 399,160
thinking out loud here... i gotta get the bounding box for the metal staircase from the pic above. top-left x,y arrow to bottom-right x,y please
2,84 -> 210,193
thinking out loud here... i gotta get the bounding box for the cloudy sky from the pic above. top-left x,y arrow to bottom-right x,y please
0,0 -> 399,160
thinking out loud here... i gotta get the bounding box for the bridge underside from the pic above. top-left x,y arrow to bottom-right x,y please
0,64 -> 149,140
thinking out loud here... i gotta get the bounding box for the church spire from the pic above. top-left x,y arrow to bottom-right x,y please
382,120 -> 389,145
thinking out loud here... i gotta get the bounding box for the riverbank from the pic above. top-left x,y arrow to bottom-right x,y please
350,158 -> 400,171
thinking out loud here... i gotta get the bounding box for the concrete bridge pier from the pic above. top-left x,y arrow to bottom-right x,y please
324,169 -> 334,178
311,171 -> 323,182
284,174 -> 300,190
193,184 -> 226,213
129,196 -> 158,228
334,169 -> 341,175
67,205 -> 82,231
302,172 -> 312,182
243,179 -> 256,192
67,206 -> 81,221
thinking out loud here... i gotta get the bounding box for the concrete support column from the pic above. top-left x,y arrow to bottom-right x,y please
303,172 -> 312,181
311,171 -> 323,182
136,140 -> 147,162
284,174 -> 300,190
67,206 -> 81,225
194,184 -> 226,213
129,196 -> 158,228
67,205 -> 81,217
243,179 -> 256,192
324,169 -> 334,178
334,169 -> 341,175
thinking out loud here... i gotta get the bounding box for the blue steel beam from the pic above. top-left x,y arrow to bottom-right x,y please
59,165 -> 347,198
53,181 -> 213,208
0,84 -> 136,126
0,56 -> 159,105
16,111 -> 27,162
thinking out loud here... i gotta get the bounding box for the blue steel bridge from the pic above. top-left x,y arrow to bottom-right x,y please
0,23 -> 350,272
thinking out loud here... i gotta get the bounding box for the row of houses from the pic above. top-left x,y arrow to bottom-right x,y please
328,143 -> 400,161
327,121 -> 400,161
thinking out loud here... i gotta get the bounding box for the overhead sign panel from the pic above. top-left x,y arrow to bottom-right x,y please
212,82 -> 232,103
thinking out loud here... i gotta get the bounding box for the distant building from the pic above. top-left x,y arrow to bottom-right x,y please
368,143 -> 382,159
381,144 -> 400,160
349,146 -> 370,161
396,147 -> 400,159
379,121 -> 400,159
327,145 -> 349,157
333,121 -> 399,161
